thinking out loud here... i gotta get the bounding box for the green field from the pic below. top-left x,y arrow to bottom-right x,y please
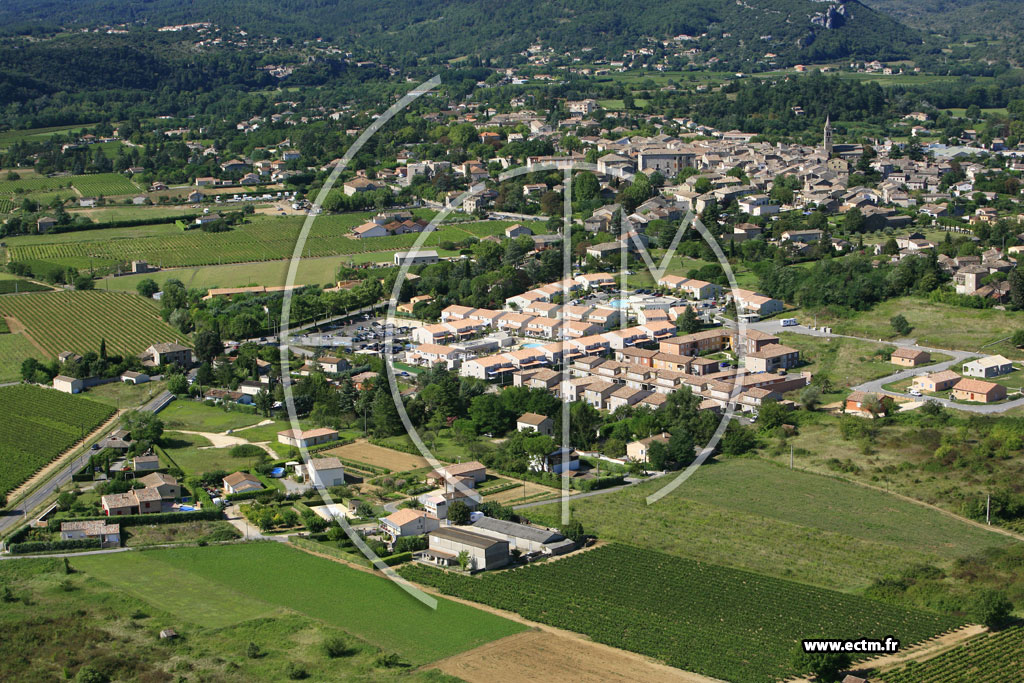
159,400 -> 281,434
7,213 -> 520,269
523,459 -> 1015,592
0,385 -> 114,496
75,543 -> 524,663
0,279 -> 51,294
0,290 -> 189,358
0,124 -> 99,148
880,625 -> 1024,683
161,432 -> 268,475
816,298 -> 1024,358
776,332 -> 901,398
401,543 -> 961,683
0,552 -> 498,682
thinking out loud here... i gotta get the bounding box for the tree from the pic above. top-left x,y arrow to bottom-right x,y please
254,389 -> 273,417
166,373 -> 188,395
881,238 -> 900,255
646,440 -> 669,471
246,641 -> 262,659
122,411 -> 163,444
573,171 -> 599,201
972,590 -> 1013,629
842,207 -> 864,234
1008,268 -> 1024,310
677,305 -> 701,334
559,520 -> 585,545
193,328 -> 224,364
456,550 -> 471,571
890,314 -> 911,336
468,394 -> 510,436
136,278 -> 159,298
322,635 -> 351,659
1012,329 -> 1024,348
791,647 -> 851,683
757,400 -> 788,431
800,385 -> 822,411
446,499 -> 471,525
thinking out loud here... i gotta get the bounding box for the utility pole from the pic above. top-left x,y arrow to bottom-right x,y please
789,444 -> 793,469
986,494 -> 991,525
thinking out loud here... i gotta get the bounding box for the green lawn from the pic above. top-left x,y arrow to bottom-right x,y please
160,432 -> 266,475
81,378 -> 168,409
106,256 -> 347,292
158,400 -> 273,433
523,459 -> 1015,593
74,543 -> 524,664
816,297 -> 1024,358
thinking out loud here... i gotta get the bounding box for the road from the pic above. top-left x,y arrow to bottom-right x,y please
734,319 -> 1024,414
0,389 -> 174,538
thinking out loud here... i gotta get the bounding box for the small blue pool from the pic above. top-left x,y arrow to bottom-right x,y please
523,343 -> 544,348
178,505 -> 195,512
270,467 -> 286,477
608,299 -> 629,309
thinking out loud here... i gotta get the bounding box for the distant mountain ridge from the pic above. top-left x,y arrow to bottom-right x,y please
863,0 -> 1024,39
0,0 -> 922,65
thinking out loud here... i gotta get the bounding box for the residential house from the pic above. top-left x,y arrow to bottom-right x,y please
962,355 -> 1013,379
138,472 -> 180,500
517,412 -> 554,436
380,509 -> 440,543
951,378 -> 1006,403
745,344 -> 800,373
303,456 -> 346,487
626,433 -> 670,462
60,520 -> 121,548
426,461 -> 487,488
101,488 -> 162,516
911,370 -> 961,393
277,428 -> 339,448
223,471 -> 264,495
890,348 -> 930,367
143,342 -> 192,367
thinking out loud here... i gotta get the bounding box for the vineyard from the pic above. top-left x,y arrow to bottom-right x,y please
7,215 -> 522,269
0,290 -> 189,358
0,172 -> 140,197
879,626 -> 1024,683
399,544 -> 962,683
0,280 -> 51,294
0,198 -> 13,213
0,385 -> 114,496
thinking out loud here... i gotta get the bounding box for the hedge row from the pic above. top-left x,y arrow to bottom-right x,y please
50,214 -> 198,235
47,508 -> 222,531
9,538 -> 101,554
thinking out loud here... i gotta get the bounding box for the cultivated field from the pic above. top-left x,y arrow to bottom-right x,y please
0,172 -> 140,197
879,625 -> 1024,683
0,332 -> 39,383
0,279 -> 51,294
7,213 -> 521,270
0,290 -> 188,358
75,543 -> 524,663
0,385 -> 114,496
523,459 -> 1015,592
326,441 -> 428,471
106,255 -> 349,292
401,543 -> 962,683
434,630 -> 707,683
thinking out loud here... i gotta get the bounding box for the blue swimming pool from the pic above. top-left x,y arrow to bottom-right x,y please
608,298 -> 629,309
270,467 -> 286,477
178,505 -> 195,512
523,343 -> 544,348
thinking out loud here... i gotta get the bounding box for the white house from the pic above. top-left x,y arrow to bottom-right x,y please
380,509 -> 440,543
962,355 -> 1014,379
303,456 -> 345,488
53,375 -> 84,394
277,428 -> 339,448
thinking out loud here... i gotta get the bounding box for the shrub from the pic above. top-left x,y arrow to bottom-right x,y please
245,641 -> 262,659
8,539 -> 100,554
322,635 -> 352,658
286,662 -> 309,680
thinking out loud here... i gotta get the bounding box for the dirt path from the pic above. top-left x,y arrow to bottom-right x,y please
785,623 -> 987,682
6,408 -> 124,503
287,541 -> 724,683
167,428 -> 279,460
3,315 -> 50,357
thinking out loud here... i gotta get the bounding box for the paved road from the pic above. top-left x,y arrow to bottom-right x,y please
0,388 -> 174,538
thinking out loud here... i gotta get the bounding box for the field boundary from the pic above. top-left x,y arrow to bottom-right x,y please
2,316 -> 49,357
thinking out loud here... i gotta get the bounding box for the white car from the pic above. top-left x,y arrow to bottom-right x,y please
909,388 -> 922,397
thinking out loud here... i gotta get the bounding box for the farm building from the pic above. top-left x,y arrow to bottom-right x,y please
52,375 -> 84,394
471,517 -> 575,555
426,461 -> 487,488
417,527 -> 510,571
143,342 -> 192,367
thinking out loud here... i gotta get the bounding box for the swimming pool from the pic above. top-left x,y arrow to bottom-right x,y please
608,299 -> 629,309
523,343 -> 544,348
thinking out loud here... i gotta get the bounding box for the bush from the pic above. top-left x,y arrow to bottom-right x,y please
8,538 -> 100,554
47,508 -> 223,531
322,635 -> 352,658
246,641 -> 262,659
286,662 -> 309,680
